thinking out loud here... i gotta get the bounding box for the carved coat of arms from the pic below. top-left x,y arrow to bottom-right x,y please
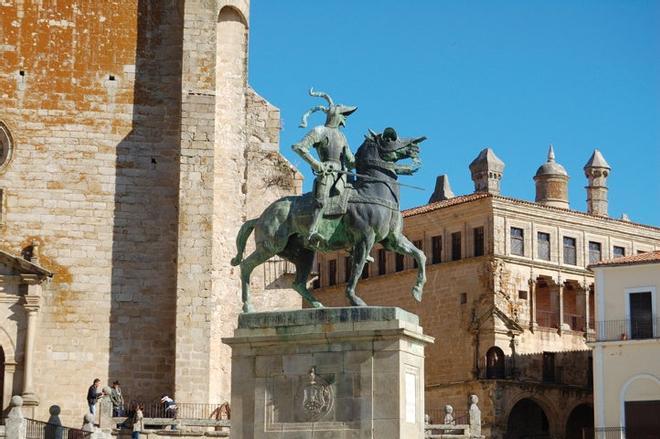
298,367 -> 333,421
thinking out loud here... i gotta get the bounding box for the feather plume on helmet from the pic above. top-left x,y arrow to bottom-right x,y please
299,88 -> 357,129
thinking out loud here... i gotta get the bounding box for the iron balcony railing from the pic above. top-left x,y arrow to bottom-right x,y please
120,399 -> 230,420
25,418 -> 91,439
595,316 -> 659,342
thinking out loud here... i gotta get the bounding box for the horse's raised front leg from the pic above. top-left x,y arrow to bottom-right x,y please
345,232 -> 376,306
290,248 -> 324,308
383,232 -> 426,302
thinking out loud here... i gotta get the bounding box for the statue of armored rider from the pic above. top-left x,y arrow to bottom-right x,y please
292,89 -> 357,245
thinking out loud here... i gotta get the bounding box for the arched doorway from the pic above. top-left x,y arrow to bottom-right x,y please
565,403 -> 593,439
486,346 -> 505,379
506,398 -> 550,439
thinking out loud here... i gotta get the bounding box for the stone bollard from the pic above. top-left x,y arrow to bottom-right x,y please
468,394 -> 482,438
82,413 -> 96,433
6,395 -> 26,439
97,395 -> 114,430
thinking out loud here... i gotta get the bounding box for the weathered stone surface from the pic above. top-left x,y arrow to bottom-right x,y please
224,307 -> 433,439
0,0 -> 301,426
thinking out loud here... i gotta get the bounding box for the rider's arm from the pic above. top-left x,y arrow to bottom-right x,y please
292,127 -> 323,172
342,143 -> 356,170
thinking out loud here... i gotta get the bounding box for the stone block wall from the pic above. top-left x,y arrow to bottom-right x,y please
0,0 -> 302,425
0,0 -> 183,423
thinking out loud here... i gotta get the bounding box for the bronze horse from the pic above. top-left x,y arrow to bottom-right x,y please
231,128 -> 426,312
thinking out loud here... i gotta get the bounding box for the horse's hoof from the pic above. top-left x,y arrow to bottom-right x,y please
412,286 -> 423,302
311,301 -> 325,309
242,302 -> 255,313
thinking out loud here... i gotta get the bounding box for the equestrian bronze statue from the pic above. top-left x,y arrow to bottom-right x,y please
232,89 -> 426,312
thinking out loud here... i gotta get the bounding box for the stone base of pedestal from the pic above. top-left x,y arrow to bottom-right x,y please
223,307 -> 434,439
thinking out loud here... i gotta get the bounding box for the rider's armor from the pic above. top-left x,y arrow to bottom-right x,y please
292,89 -> 357,244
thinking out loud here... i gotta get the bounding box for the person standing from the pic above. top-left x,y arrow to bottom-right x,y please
109,381 -> 125,416
86,378 -> 102,414
131,403 -> 144,439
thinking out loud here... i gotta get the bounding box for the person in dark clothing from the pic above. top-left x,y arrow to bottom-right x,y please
87,378 -> 102,414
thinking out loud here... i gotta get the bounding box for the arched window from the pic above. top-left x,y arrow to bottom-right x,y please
485,346 -> 505,379
0,121 -> 14,171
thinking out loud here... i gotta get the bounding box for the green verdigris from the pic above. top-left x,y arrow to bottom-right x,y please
232,90 -> 426,312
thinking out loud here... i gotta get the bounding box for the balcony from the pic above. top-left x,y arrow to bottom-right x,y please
595,316 -> 659,342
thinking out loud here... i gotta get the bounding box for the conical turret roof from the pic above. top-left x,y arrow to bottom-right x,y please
584,149 -> 610,170
535,145 -> 568,177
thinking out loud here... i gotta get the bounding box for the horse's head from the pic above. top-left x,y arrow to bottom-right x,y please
369,127 -> 425,162
356,127 -> 425,176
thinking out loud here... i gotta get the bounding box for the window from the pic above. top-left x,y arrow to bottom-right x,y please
518,290 -> 528,300
629,291 -> 653,339
413,240 -> 422,268
510,227 -> 524,256
537,232 -> 551,261
0,121 -> 13,170
588,241 -> 602,264
395,253 -> 404,272
625,401 -> 660,436
460,292 -> 467,304
613,246 -> 625,258
431,236 -> 442,264
451,232 -> 461,261
344,256 -> 351,282
542,352 -> 556,383
328,259 -> 337,286
486,347 -> 505,379
563,237 -> 577,265
378,249 -> 386,275
473,227 -> 484,257
313,263 -> 321,289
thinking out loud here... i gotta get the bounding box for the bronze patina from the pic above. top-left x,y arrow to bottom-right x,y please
232,89 -> 426,312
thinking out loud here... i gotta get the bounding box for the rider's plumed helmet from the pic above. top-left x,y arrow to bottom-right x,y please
299,88 -> 357,129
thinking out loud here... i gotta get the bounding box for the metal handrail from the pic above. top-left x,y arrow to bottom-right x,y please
595,317 -> 659,342
25,418 -> 91,439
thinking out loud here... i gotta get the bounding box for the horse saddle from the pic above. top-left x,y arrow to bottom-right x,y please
324,186 -> 353,217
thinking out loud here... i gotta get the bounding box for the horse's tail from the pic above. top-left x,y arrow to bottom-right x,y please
231,219 -> 257,266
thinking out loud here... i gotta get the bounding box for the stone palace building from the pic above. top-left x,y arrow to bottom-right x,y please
313,147 -> 660,438
0,0 -> 302,425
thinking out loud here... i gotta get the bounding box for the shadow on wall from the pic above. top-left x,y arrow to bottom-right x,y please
109,0 -> 184,403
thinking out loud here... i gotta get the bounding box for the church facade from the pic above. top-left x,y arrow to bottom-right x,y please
0,0 -> 301,424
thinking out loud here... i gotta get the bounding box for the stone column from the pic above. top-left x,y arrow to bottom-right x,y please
21,282 -> 41,405
558,280 -> 570,333
3,361 -> 16,410
528,278 -> 537,331
585,282 -> 595,338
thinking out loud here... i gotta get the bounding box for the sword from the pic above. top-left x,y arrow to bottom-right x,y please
332,169 -> 426,191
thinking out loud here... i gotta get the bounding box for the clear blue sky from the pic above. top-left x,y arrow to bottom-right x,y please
248,0 -> 660,226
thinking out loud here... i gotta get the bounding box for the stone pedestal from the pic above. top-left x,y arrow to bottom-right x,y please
223,307 -> 434,439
